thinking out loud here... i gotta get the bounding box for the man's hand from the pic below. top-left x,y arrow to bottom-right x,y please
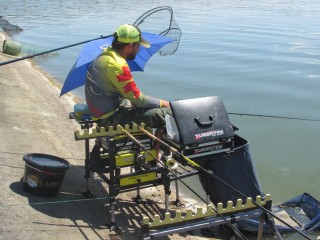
161,100 -> 170,108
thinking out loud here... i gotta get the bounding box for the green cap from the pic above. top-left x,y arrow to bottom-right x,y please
115,24 -> 150,48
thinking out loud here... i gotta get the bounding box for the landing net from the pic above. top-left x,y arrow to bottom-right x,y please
133,6 -> 182,56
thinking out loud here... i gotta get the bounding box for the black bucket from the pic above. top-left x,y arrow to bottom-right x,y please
22,153 -> 70,197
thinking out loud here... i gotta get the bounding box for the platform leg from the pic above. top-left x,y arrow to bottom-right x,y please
110,201 -> 116,224
257,213 -> 264,240
137,185 -> 141,200
106,138 -> 121,234
172,177 -> 183,207
264,200 -> 284,240
175,178 -> 180,204
260,210 -> 283,240
133,184 -> 146,203
269,216 -> 284,240
106,199 -> 121,234
82,138 -> 95,198
165,193 -> 170,212
162,168 -> 171,213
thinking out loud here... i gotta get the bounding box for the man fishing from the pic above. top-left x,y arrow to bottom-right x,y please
85,24 -> 171,160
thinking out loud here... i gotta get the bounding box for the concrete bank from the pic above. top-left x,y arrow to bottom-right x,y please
0,48 -> 108,240
0,34 -> 210,240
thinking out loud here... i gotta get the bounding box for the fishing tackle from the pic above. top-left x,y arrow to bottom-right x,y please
71,98 -> 313,239
133,122 -> 313,240
120,126 -> 249,240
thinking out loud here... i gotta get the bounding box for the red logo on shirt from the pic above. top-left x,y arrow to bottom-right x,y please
116,66 -> 132,82
124,81 -> 140,98
116,66 -> 140,99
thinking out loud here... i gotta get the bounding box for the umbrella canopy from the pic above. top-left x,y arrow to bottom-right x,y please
60,32 -> 173,96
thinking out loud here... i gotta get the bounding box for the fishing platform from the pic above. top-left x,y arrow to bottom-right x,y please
70,96 -> 283,239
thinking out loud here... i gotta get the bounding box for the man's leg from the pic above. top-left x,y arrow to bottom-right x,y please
154,128 -> 164,160
142,108 -> 172,160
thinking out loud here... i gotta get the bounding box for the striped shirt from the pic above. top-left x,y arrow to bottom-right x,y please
85,47 -> 161,118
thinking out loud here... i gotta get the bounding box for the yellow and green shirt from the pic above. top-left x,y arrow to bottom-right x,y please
85,47 -> 161,118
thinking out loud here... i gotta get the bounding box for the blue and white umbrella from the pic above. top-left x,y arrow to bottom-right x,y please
60,32 -> 173,96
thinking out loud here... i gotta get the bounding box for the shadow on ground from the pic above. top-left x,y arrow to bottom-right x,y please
9,164 -> 178,240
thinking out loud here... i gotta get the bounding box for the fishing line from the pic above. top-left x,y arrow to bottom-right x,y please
0,196 -> 111,208
133,123 -> 312,240
0,149 -> 85,161
228,112 -> 320,122
0,163 -> 24,169
120,126 -> 248,240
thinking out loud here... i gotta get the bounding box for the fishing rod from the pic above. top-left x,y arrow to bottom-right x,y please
1,6 -> 181,67
119,126 -> 249,240
0,34 -> 113,67
133,123 -> 313,240
228,112 -> 320,122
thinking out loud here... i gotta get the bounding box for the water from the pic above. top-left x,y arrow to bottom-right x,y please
2,0 -> 320,226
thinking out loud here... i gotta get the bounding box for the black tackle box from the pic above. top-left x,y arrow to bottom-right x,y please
163,96 -> 235,159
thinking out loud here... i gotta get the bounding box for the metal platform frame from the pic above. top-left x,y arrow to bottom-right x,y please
70,111 -> 282,239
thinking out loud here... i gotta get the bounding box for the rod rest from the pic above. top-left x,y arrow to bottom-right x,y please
142,194 -> 272,228
75,123 -> 151,140
70,103 -> 152,140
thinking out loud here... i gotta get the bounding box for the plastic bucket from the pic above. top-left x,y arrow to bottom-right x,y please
3,40 -> 22,56
22,153 -> 70,197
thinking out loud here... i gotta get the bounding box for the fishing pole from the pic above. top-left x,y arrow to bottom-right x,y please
1,6 -> 181,67
0,34 -> 113,67
119,126 -> 249,240
228,112 -> 320,122
133,123 -> 313,240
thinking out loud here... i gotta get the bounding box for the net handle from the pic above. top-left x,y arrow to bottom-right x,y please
133,6 -> 174,36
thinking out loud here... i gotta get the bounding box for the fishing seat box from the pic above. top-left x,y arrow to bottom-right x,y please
163,96 -> 235,159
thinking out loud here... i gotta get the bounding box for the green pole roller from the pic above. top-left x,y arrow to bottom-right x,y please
3,40 -> 22,56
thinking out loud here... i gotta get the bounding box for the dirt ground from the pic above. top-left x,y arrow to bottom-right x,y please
0,33 -> 219,240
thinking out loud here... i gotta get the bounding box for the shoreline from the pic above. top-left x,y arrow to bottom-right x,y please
1,31 -> 83,106
0,32 -> 210,240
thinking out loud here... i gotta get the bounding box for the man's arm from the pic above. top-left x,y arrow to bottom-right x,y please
112,65 -> 169,108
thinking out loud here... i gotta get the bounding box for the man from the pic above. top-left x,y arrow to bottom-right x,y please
85,24 -> 171,159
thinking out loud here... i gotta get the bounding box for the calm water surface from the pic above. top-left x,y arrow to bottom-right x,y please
2,0 -> 320,218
